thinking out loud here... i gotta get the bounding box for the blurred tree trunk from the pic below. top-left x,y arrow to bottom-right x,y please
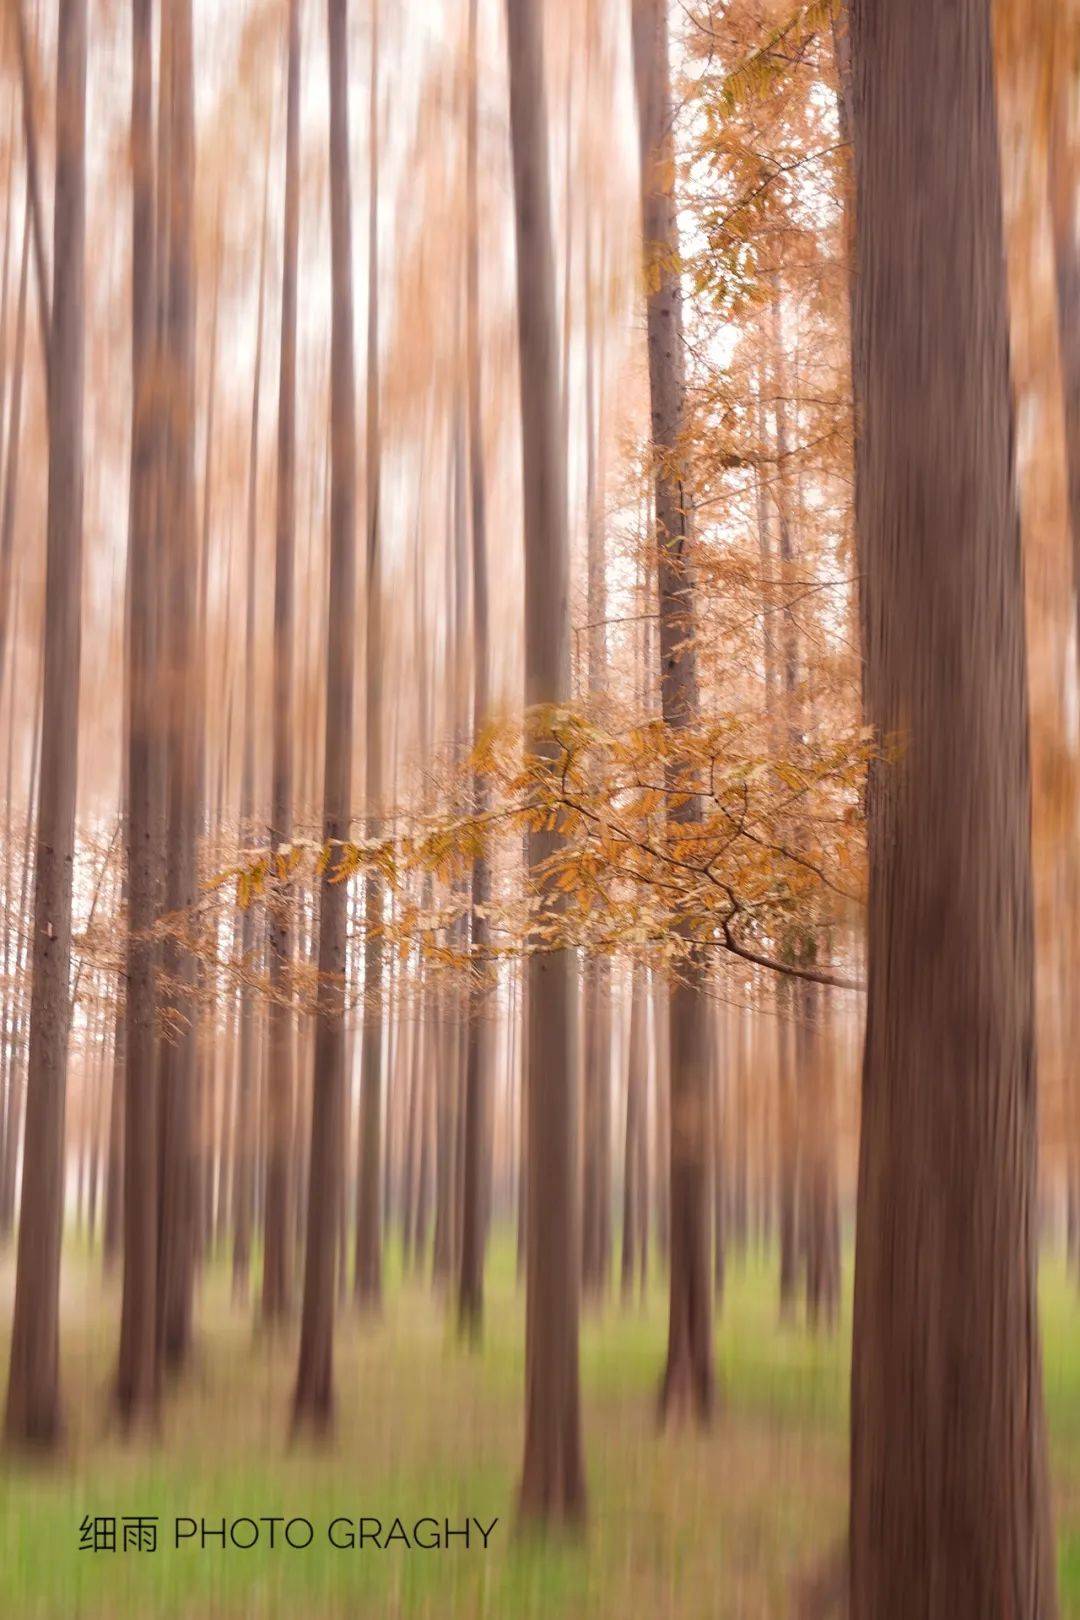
632,0 -> 713,1428
458,0 -> 492,1340
0,127 -> 12,454
355,0 -> 383,1308
156,0 -> 199,1372
0,585 -> 18,1243
848,0 -> 1057,1612
581,137 -> 611,1305
0,197 -> 30,688
710,999 -> 725,1309
621,961 -> 648,1301
103,931 -> 125,1269
506,0 -> 585,1525
116,0 -> 161,1428
652,971 -> 669,1263
0,207 -> 30,1248
767,292 -> 807,1323
1048,61 -> 1080,1286
293,0 -> 358,1430
232,151 -> 270,1304
0,653 -> 40,1240
4,0 -> 86,1448
262,0 -> 301,1328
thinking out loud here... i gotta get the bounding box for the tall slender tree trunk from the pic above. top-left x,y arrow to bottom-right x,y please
0,194 -> 30,690
355,0 -> 383,1308
0,652 -> 41,1240
293,0 -> 358,1429
262,0 -> 301,1328
631,0 -> 713,1427
4,0 -> 86,1449
621,961 -> 647,1300
1048,56 -> 1080,1281
580,139 -> 611,1302
156,0 -> 199,1373
116,0 -> 161,1428
505,0 -> 585,1525
233,146 -> 271,1305
847,1 -> 1057,1612
458,0 -> 492,1340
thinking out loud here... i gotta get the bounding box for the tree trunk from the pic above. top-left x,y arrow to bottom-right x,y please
156,0 -> 199,1373
458,0 -> 492,1341
116,0 -> 161,1428
847,1 -> 1057,1612
233,150 -> 270,1305
262,0 -> 301,1328
505,0 -> 585,1525
293,0 -> 358,1430
355,0 -> 383,1309
4,0 -> 86,1449
621,961 -> 647,1301
0,194 -> 30,691
0,652 -> 41,1240
631,0 -> 713,1428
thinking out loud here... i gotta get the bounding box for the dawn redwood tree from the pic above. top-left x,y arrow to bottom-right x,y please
505,0 -> 586,1524
262,0 -> 301,1328
116,0 -> 161,1427
294,0 -> 358,1429
4,0 -> 86,1448
631,0 -> 713,1427
848,0 -> 1058,1613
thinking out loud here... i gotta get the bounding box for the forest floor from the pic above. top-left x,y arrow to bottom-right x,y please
0,1237 -> 1078,1618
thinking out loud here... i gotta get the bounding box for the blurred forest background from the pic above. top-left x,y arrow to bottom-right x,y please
0,0 -> 1078,1616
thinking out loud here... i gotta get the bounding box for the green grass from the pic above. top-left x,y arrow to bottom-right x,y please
0,1239 -> 1077,1617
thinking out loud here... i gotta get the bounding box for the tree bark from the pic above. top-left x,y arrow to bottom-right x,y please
848,1 -> 1057,1612
293,0 -> 358,1430
355,0 -> 383,1309
631,0 -> 713,1427
4,0 -> 86,1449
116,0 -> 161,1428
505,0 -> 586,1525
621,961 -> 648,1301
458,0 -> 493,1341
262,0 -> 301,1329
156,0 -> 199,1373
233,140 -> 271,1306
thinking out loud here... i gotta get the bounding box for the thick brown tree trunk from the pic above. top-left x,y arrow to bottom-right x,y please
293,0 -> 358,1430
848,1 -> 1057,1613
505,0 -> 585,1525
4,0 -> 86,1449
631,0 -> 713,1428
